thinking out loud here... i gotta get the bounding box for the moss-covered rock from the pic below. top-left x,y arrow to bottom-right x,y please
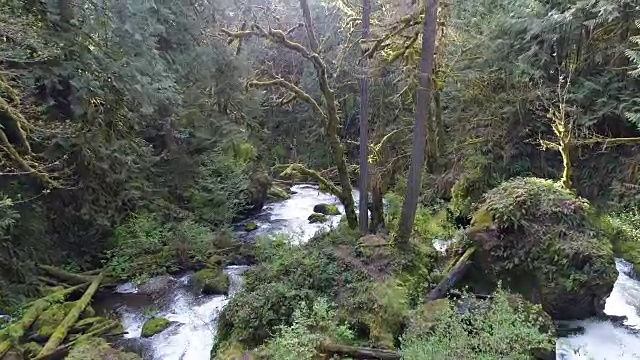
267,185 -> 290,200
208,254 -> 225,267
246,169 -> 270,213
141,317 -> 171,338
66,337 -> 141,360
33,302 -> 95,338
313,203 -> 340,215
244,222 -> 258,232
468,177 -> 618,320
194,268 -> 230,295
307,213 -> 328,223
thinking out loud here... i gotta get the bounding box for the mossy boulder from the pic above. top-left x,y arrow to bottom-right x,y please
194,268 -> 230,295
33,302 -> 95,338
308,213 -> 328,223
66,337 -> 141,360
246,169 -> 270,213
313,203 -> 340,215
468,177 -> 617,320
267,185 -> 290,200
208,254 -> 225,267
244,221 -> 258,232
141,317 -> 171,338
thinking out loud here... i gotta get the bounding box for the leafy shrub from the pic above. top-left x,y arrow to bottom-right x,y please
401,288 -> 554,359
261,298 -> 354,360
107,213 -> 218,280
188,149 -> 251,226
604,210 -> 640,274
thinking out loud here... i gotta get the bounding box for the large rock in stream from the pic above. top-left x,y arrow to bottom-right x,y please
467,177 -> 618,320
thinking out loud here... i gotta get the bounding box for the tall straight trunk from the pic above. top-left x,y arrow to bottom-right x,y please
395,0 -> 438,248
299,0 -> 358,228
359,0 -> 371,233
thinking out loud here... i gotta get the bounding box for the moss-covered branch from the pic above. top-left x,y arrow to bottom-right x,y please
426,247 -> 475,301
280,164 -> 342,198
246,79 -> 325,118
37,272 -> 105,357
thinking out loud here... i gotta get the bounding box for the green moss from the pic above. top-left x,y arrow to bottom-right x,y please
604,212 -> 640,274
141,317 -> 171,338
312,203 -> 340,215
66,337 -> 141,360
194,268 -> 230,295
22,342 -> 42,358
267,185 -> 290,200
244,222 -> 258,232
208,254 -> 225,267
469,177 -> 618,320
33,302 -> 94,339
307,213 -> 328,223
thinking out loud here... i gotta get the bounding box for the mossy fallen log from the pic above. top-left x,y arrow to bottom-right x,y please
32,320 -> 119,360
426,247 -> 475,301
320,343 -> 400,359
0,283 -> 89,358
39,265 -> 97,286
36,272 -> 104,358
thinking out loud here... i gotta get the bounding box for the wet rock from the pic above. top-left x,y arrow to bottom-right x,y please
313,203 -> 340,215
267,184 -> 290,200
194,268 -> 230,295
244,222 -> 258,232
246,170 -> 270,214
308,213 -> 328,223
141,317 -> 171,338
136,275 -> 176,296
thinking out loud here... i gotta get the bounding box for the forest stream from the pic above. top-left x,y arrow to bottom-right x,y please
94,185 -> 640,360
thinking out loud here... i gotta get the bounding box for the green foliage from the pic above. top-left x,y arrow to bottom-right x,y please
401,288 -> 554,359
214,229 -> 376,353
106,213 -> 221,280
604,210 -> 640,274
261,298 -> 354,360
471,177 -> 618,319
188,150 -> 251,226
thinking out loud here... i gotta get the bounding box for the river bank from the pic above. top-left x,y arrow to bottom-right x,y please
91,184 -> 640,360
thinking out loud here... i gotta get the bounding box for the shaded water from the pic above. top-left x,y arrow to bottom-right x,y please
99,184 -> 640,360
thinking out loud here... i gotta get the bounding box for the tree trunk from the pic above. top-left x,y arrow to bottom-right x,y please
358,0 -> 371,233
39,265 -> 97,285
37,272 -> 104,358
320,343 -> 400,360
370,176 -> 385,232
426,247 -> 475,301
298,0 -> 358,228
395,0 -> 439,248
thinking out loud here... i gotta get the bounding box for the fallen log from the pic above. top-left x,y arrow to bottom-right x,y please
426,247 -> 475,301
320,343 -> 401,360
32,320 -> 119,360
0,283 -> 89,358
39,265 -> 96,286
36,272 -> 105,358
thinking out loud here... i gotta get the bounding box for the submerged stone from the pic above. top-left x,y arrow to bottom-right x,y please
308,213 -> 328,223
244,222 -> 258,232
141,317 -> 171,338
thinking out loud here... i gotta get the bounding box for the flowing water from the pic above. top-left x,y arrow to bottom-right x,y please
99,184 -> 640,360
